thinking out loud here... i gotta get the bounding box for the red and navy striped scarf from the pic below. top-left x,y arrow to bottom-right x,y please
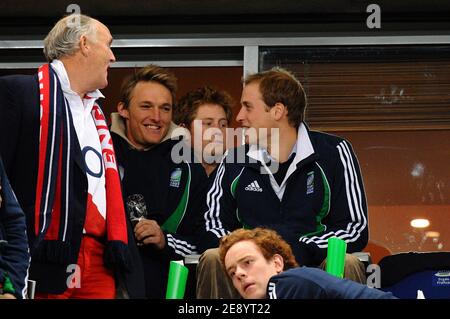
34,64 -> 129,269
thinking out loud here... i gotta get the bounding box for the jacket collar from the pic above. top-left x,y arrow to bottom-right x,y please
246,122 -> 316,167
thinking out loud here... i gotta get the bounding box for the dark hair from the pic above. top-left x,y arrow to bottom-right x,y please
174,86 -> 234,126
119,64 -> 177,108
244,67 -> 307,128
219,227 -> 299,276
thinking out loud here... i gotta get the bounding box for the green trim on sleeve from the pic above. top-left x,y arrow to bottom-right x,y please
231,175 -> 240,198
161,163 -> 191,233
230,167 -> 245,198
299,164 -> 330,239
236,209 -> 251,230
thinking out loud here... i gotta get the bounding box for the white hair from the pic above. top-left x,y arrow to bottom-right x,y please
43,14 -> 97,62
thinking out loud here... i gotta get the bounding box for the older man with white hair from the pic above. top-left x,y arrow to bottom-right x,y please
0,14 -> 135,298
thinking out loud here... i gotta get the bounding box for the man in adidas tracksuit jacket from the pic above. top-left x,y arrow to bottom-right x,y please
111,65 -> 208,298
196,67 -> 368,298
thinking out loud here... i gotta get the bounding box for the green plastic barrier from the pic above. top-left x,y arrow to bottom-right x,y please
326,237 -> 347,278
166,260 -> 189,299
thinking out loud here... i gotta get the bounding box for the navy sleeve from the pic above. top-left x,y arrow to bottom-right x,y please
267,270 -> 326,299
197,158 -> 241,252
0,157 -> 30,298
298,140 -> 369,265
162,161 -> 209,259
268,268 -> 396,299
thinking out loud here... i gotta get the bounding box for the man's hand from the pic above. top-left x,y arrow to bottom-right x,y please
134,219 -> 166,250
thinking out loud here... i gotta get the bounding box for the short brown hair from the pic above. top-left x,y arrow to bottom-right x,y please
219,227 -> 298,276
174,86 -> 234,126
119,64 -> 177,108
244,67 -> 307,128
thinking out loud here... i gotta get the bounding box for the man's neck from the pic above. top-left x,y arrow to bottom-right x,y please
266,125 -> 297,163
203,163 -> 217,177
59,57 -> 88,98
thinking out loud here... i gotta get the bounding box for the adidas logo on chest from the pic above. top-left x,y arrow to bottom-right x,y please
245,180 -> 263,192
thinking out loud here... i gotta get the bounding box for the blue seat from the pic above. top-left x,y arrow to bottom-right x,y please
378,252 -> 450,299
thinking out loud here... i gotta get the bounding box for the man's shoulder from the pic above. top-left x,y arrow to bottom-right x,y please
163,137 -> 199,165
275,267 -> 340,291
222,144 -> 255,166
0,74 -> 37,88
111,130 -> 125,144
269,267 -> 328,299
110,131 -> 129,155
309,130 -> 347,148
308,130 -> 357,163
277,267 -> 325,280
155,137 -> 205,173
0,74 -> 39,111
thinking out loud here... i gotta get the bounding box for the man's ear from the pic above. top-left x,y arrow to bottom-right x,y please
272,254 -> 285,274
117,102 -> 129,119
79,35 -> 89,57
271,102 -> 287,121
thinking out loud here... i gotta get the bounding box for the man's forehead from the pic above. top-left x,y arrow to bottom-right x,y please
95,21 -> 112,38
226,252 -> 254,273
241,83 -> 262,98
226,241 -> 257,264
130,82 -> 173,105
243,82 -> 260,91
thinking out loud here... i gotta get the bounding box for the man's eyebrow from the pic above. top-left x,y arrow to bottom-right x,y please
199,117 -> 214,120
226,255 -> 250,273
226,265 -> 235,273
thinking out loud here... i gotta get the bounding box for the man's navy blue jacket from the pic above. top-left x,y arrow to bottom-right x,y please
111,116 -> 209,298
0,156 -> 29,298
267,267 -> 395,299
0,74 -> 82,294
0,74 -> 143,297
199,124 -> 368,266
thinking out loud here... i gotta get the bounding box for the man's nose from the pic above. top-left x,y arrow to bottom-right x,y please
211,121 -> 220,129
150,108 -> 161,121
236,107 -> 245,123
235,266 -> 247,279
110,49 -> 116,63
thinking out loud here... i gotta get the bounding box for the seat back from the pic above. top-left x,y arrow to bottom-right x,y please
378,252 -> 450,299
363,240 -> 392,264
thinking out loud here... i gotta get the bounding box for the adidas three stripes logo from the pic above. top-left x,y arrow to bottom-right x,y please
245,180 -> 263,192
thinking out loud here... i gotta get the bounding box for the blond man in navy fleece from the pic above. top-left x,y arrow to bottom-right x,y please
110,65 -> 208,298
